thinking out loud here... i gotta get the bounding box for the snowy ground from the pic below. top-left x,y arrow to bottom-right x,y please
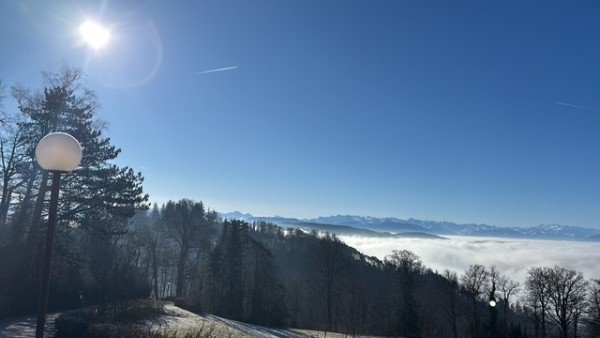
149,303 -> 308,337
289,329 -> 388,338
149,305 -> 389,337
0,304 -> 384,338
0,313 -> 57,338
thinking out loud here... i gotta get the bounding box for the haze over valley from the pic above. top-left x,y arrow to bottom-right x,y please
223,211 -> 600,283
340,235 -> 600,283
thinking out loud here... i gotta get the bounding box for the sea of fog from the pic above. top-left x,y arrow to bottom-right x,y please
339,235 -> 600,283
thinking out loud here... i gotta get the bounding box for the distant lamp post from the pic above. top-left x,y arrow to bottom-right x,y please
488,280 -> 499,337
34,132 -> 82,338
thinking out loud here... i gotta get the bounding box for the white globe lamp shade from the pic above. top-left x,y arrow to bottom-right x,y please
35,133 -> 83,172
489,299 -> 497,307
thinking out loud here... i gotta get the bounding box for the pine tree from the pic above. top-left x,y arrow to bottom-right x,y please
0,66 -> 148,316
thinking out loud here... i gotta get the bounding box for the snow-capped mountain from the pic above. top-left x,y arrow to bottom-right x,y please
309,215 -> 426,232
220,211 -> 256,223
219,212 -> 600,241
514,223 -> 599,239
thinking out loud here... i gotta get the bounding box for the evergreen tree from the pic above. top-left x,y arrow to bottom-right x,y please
0,66 -> 148,317
161,199 -> 211,297
215,219 -> 246,320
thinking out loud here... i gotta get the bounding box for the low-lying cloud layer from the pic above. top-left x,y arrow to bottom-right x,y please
340,235 -> 600,283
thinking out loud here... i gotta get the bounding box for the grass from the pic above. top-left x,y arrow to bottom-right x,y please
55,299 -> 167,337
290,328 -> 385,338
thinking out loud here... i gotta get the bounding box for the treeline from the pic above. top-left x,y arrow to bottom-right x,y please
128,204 -> 600,338
126,201 -> 287,327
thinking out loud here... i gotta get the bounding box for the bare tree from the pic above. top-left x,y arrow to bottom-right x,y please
461,264 -> 490,338
438,269 -> 461,338
497,273 -> 520,338
546,266 -> 588,338
0,80 -> 8,124
0,121 -> 28,229
586,279 -> 600,337
385,249 -> 423,337
0,83 -> 29,231
525,267 -> 551,338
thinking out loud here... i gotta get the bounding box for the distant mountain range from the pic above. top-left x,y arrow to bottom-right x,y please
220,211 -> 600,241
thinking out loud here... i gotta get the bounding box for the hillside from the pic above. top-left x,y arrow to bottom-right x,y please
588,233 -> 600,241
0,303 -> 384,338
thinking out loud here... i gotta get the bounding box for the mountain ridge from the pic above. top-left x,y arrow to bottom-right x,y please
220,212 -> 600,241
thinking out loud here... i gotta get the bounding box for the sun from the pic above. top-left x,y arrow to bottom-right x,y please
78,20 -> 110,50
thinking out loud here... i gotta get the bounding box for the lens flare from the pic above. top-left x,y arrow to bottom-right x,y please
79,20 -> 110,50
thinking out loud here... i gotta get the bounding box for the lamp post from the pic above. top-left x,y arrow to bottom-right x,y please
34,132 -> 82,338
488,280 -> 499,338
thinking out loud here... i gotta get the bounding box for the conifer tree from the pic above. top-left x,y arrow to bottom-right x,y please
0,66 -> 148,316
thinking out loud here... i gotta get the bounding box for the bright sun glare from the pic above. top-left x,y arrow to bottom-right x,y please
78,20 -> 110,50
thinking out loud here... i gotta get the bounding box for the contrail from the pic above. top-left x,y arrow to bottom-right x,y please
555,101 -> 598,112
193,66 -> 238,75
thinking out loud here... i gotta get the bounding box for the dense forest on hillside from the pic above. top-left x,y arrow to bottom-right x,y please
127,206 -> 600,338
1,69 -> 600,337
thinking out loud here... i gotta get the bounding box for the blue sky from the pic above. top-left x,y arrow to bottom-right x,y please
1,1 -> 600,228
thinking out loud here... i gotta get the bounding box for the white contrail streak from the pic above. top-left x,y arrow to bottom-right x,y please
193,66 -> 238,75
555,101 -> 598,112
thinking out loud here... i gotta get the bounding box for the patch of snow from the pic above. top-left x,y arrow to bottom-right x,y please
151,304 -> 307,338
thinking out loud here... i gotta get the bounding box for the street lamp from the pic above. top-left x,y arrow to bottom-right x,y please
488,280 -> 499,338
34,132 -> 82,338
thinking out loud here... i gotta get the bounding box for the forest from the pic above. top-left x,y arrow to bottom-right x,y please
1,68 -> 600,338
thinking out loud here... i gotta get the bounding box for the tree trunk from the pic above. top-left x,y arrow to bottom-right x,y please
151,241 -> 159,300
472,297 -> 479,338
25,171 -> 49,282
326,274 -> 333,333
176,247 -> 188,297
533,307 -> 540,338
26,171 -> 49,248
573,313 -> 579,338
451,309 -> 458,338
503,300 -> 509,338
561,322 -> 568,338
160,267 -> 167,298
0,177 -> 11,228
541,306 -> 546,338
12,167 -> 36,242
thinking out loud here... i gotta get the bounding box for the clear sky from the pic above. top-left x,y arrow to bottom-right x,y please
1,0 -> 600,228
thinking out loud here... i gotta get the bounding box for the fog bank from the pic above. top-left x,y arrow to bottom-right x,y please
340,235 -> 600,282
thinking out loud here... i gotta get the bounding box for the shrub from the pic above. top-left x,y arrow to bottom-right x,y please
55,300 -> 167,337
173,297 -> 204,315
116,299 -> 165,322
54,311 -> 91,338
